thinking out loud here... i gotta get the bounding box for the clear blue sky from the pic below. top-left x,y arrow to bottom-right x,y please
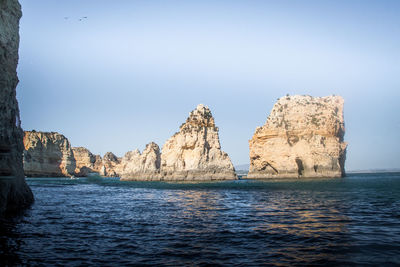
17,0 -> 400,171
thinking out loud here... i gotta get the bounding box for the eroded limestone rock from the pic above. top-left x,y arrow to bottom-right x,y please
159,104 -> 236,180
120,104 -> 236,181
118,142 -> 161,180
23,131 -> 76,177
72,147 -> 102,176
24,105 -> 236,181
100,152 -> 120,177
248,95 -> 347,178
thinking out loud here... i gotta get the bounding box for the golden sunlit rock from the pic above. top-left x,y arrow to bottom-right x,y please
248,95 -> 347,178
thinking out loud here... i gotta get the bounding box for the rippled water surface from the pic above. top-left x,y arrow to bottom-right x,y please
1,173 -> 400,266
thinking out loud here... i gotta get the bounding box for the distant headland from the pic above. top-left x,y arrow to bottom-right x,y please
23,104 -> 237,181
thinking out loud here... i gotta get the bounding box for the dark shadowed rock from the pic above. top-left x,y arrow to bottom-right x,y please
0,0 -> 34,215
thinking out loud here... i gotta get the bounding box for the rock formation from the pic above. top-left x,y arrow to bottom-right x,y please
22,105 -> 236,181
118,142 -> 161,180
23,132 -> 121,178
160,104 -> 237,180
23,131 -> 76,177
248,95 -> 347,178
72,147 -> 102,176
99,152 -> 120,177
121,104 -> 237,181
0,0 -> 34,214
73,146 -> 125,177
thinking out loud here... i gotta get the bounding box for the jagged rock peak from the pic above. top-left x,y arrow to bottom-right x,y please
103,152 -> 119,163
118,142 -> 161,179
120,142 -> 160,172
181,104 -> 216,129
142,142 -> 161,170
248,95 -> 347,179
158,104 -> 237,181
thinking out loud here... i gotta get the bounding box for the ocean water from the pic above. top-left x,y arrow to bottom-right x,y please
1,173 -> 400,266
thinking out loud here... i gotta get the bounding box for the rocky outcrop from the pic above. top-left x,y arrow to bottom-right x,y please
0,0 -> 34,214
22,105 -> 236,181
72,147 -> 102,176
24,134 -> 121,177
23,131 -> 76,177
73,143 -> 161,179
248,95 -> 347,178
73,148 -> 121,177
120,104 -> 237,181
160,104 -> 237,180
99,152 -> 120,177
118,142 -> 161,180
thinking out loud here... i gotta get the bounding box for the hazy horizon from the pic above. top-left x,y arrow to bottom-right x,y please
16,0 -> 400,171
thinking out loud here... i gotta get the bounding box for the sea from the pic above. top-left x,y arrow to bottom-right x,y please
1,172 -> 400,266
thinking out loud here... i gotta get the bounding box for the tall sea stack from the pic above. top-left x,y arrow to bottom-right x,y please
248,95 -> 347,178
0,0 -> 34,214
160,104 -> 236,180
120,104 -> 237,181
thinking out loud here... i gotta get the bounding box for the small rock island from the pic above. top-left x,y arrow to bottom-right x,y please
120,104 -> 237,181
248,95 -> 347,178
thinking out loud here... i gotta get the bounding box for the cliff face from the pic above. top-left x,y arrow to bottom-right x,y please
73,148 -> 121,177
23,105 -> 236,181
23,131 -> 76,177
248,95 -> 347,178
72,147 -> 102,177
24,134 -> 121,178
121,104 -> 237,181
0,0 -> 34,214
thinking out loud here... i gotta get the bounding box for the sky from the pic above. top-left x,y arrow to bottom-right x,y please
17,0 -> 400,171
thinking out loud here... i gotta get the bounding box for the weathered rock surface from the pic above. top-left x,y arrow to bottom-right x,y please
23,131 -> 76,177
0,0 -> 34,214
23,105 -> 236,181
74,143 -> 161,179
121,104 -> 237,181
99,152 -> 120,177
248,95 -> 347,178
160,104 -> 237,180
72,147 -> 102,176
118,142 -> 161,180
